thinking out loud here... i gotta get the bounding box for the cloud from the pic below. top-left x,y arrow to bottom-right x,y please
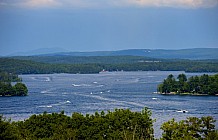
1,0 -> 218,8
0,2 -> 8,6
0,0 -> 61,8
126,0 -> 218,8
41,0 -> 218,8
22,0 -> 61,7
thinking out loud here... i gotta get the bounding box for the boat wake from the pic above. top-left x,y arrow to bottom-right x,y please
73,92 -> 145,108
31,76 -> 51,82
72,84 -> 91,87
38,100 -> 71,108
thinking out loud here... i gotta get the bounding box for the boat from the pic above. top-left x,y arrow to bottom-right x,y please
176,110 -> 188,113
99,69 -> 109,74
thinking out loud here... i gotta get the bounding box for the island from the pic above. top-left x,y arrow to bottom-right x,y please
157,73 -> 218,95
0,71 -> 28,96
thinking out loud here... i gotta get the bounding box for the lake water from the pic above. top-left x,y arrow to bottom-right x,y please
0,71 -> 217,138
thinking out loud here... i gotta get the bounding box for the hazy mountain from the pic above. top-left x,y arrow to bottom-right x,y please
7,48 -> 218,60
39,48 -> 218,60
8,48 -> 69,56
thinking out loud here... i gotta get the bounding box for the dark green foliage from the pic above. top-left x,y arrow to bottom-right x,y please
0,71 -> 28,96
158,74 -> 218,95
205,130 -> 218,140
158,74 -> 177,93
1,109 -> 217,140
0,82 -> 14,96
1,58 -> 218,75
0,115 -> 20,140
0,58 -> 102,74
13,83 -> 28,96
13,55 -> 158,64
161,116 -> 217,140
0,71 -> 21,82
0,82 -> 29,96
16,111 -> 73,139
71,108 -> 154,140
1,108 -> 154,140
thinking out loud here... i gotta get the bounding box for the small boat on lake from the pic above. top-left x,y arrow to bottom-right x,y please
176,110 -> 188,113
99,69 -> 109,74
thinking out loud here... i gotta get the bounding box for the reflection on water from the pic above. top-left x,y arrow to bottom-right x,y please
0,71 -> 217,138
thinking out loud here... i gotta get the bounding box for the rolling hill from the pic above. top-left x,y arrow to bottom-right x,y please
20,48 -> 218,60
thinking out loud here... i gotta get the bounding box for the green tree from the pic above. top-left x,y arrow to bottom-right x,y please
177,74 -> 188,93
0,115 -> 20,140
161,116 -> 217,140
166,74 -> 177,92
158,73 -> 218,95
13,82 -> 28,96
205,130 -> 218,140
0,109 -> 217,140
177,74 -> 187,83
0,82 -> 14,96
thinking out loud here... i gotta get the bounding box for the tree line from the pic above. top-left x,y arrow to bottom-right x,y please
0,108 -> 217,140
0,71 -> 28,96
1,58 -> 218,74
0,71 -> 21,82
158,74 -> 218,95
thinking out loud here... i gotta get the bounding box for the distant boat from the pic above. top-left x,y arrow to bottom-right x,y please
176,110 -> 188,113
99,69 -> 109,73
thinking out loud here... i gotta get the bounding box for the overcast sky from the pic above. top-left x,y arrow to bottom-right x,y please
0,0 -> 218,55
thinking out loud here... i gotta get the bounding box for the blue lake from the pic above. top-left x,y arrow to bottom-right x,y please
0,71 -> 217,137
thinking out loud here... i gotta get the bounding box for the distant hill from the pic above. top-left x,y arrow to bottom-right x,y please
8,47 -> 69,56
38,48 -> 218,60
6,48 -> 218,60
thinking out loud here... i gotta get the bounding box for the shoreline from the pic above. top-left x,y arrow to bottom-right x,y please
153,92 -> 218,96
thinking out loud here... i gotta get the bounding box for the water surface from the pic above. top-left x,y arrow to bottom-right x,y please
0,71 -> 217,137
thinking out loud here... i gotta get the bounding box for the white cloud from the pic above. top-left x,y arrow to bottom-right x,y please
58,0 -> 218,8
22,0 -> 61,7
1,0 -> 218,8
126,0 -> 218,8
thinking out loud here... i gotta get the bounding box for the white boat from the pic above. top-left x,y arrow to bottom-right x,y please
99,69 -> 109,74
176,110 -> 188,113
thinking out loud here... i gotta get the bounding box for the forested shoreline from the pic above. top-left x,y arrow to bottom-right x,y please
0,71 -> 28,96
1,57 -> 218,74
158,74 -> 218,95
1,108 -> 217,140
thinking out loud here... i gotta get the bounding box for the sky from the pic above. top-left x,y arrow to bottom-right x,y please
0,0 -> 218,55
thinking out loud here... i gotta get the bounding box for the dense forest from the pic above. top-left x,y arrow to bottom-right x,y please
0,71 -> 21,82
0,108 -> 217,140
1,57 -> 218,74
0,71 -> 28,96
12,55 -> 159,64
158,74 -> 218,95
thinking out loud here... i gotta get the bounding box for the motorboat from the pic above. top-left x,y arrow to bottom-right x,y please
176,110 -> 188,113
